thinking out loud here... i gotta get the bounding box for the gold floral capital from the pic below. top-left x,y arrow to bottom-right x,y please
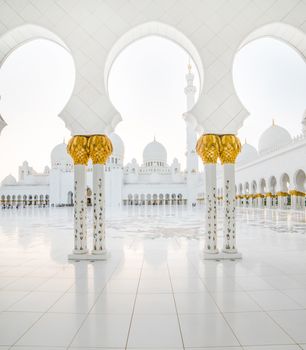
196,134 -> 221,164
88,134 -> 113,165
219,135 -> 241,164
67,136 -> 90,165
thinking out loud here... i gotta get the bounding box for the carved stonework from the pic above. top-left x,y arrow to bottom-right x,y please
196,134 -> 221,164
219,135 -> 241,164
67,135 -> 90,165
88,135 -> 113,165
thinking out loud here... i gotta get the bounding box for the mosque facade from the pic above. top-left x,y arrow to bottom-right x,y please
0,66 -> 203,208
216,116 -> 306,210
1,65 -> 305,211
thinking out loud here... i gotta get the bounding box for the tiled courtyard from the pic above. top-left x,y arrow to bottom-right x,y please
0,206 -> 306,349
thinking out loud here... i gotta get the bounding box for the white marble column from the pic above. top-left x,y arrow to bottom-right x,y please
204,163 -> 218,254
222,163 -> 237,253
196,134 -> 220,258
92,163 -> 106,254
73,164 -> 88,254
67,135 -> 90,259
220,135 -> 241,259
88,135 -> 113,259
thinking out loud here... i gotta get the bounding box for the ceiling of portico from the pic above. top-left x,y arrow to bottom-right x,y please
0,0 -> 305,135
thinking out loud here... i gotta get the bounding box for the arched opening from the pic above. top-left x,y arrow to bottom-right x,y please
294,169 -> 306,192
177,193 -> 183,205
108,34 -> 200,171
239,183 -> 243,194
233,31 -> 306,146
140,194 -> 145,205
259,178 -> 266,194
159,193 -> 164,205
0,36 -> 75,182
146,194 -> 151,205
134,194 -> 139,206
23,195 -> 27,207
251,180 -> 257,194
280,173 -> 290,192
244,182 -> 249,195
269,176 -> 277,194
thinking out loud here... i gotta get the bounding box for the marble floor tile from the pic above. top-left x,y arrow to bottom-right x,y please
16,313 -> 86,347
224,311 -> 294,346
179,313 -> 239,348
0,312 -> 42,345
128,314 -> 183,348
71,314 -> 131,347
269,309 -> 306,343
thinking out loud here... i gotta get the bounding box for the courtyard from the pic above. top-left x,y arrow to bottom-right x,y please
0,206 -> 306,349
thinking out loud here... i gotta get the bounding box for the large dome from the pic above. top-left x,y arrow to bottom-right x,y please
143,138 -> 167,163
258,123 -> 292,155
109,133 -> 124,157
237,142 -> 258,165
51,142 -> 72,165
2,174 -> 17,186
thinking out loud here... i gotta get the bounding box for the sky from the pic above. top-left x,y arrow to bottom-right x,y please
0,36 -> 306,181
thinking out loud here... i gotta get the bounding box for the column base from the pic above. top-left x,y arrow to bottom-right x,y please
68,251 -> 109,261
91,249 -> 108,259
72,249 -> 89,255
201,250 -> 242,260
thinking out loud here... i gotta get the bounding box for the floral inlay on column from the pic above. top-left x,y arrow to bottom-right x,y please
196,134 -> 221,254
88,135 -> 113,254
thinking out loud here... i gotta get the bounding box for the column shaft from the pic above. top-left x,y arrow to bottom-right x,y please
223,163 -> 237,253
204,163 -> 218,253
73,164 -> 88,254
92,164 -> 106,253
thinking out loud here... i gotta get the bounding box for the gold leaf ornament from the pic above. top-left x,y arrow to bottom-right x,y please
219,135 -> 241,164
88,135 -> 113,165
196,134 -> 221,164
67,136 -> 90,165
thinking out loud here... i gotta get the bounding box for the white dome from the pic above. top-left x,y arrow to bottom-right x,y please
51,142 -> 72,165
109,133 -> 124,157
2,174 -> 17,186
237,143 -> 258,165
143,138 -> 167,163
258,123 -> 292,155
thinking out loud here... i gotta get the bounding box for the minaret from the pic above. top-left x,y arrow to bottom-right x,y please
184,61 -> 198,206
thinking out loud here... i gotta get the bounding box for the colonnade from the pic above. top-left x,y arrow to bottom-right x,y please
1,194 -> 49,208
196,134 -> 242,260
67,134 -> 112,260
235,190 -> 305,210
123,193 -> 186,206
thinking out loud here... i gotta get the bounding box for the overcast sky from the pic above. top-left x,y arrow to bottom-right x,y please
0,36 -> 305,181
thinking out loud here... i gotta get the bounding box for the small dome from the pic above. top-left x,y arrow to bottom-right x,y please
109,133 -> 124,158
51,142 -> 72,166
2,174 -> 17,186
143,138 -> 167,163
258,122 -> 291,155
237,143 -> 258,165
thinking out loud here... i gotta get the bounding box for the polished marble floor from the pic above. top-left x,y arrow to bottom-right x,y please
0,206 -> 306,349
